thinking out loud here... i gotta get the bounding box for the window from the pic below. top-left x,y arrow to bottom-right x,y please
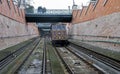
103,0 -> 108,6
85,6 -> 89,15
13,0 -> 18,5
93,0 -> 98,11
12,0 -> 17,13
75,10 -> 79,17
0,0 -> 2,4
79,9 -> 83,17
13,5 -> 16,13
7,0 -> 11,9
18,7 -> 20,16
90,0 -> 97,2
21,10 -> 23,17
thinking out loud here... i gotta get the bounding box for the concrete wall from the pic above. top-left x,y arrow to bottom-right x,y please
0,0 -> 39,50
70,0 -> 120,52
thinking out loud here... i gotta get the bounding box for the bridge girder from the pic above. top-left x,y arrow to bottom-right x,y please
25,13 -> 72,23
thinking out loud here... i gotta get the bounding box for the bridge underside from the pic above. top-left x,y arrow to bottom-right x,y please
25,14 -> 72,23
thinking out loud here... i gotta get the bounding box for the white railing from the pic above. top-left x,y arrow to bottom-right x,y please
34,9 -> 72,15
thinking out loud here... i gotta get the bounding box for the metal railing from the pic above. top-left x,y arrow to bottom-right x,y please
34,9 -> 72,15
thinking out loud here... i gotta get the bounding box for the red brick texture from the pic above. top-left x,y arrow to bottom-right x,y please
72,0 -> 120,24
0,0 -> 25,23
0,0 -> 39,50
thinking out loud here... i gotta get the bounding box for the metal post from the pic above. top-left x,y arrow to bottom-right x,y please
73,0 -> 75,5
68,6 -> 70,13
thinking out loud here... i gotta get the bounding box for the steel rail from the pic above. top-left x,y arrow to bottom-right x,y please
70,43 -> 120,71
54,47 -> 74,74
41,38 -> 47,74
0,38 -> 38,71
14,38 -> 41,73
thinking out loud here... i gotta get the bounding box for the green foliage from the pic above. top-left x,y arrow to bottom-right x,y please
38,6 -> 46,13
25,5 -> 34,13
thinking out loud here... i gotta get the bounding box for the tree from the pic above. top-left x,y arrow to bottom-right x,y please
38,6 -> 46,13
42,7 -> 46,13
13,0 -> 26,9
25,5 -> 34,13
38,6 -> 43,13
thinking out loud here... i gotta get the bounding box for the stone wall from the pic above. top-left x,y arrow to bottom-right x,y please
72,0 -> 120,24
70,12 -> 120,52
0,14 -> 39,50
0,0 -> 39,50
0,0 -> 25,23
70,0 -> 120,52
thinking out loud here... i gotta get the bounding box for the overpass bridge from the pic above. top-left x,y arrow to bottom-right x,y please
25,9 -> 72,23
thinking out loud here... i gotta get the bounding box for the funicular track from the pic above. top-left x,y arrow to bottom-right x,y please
0,37 -> 41,74
41,38 -> 47,74
68,42 -> 120,74
54,46 -> 102,74
14,38 -> 41,73
0,38 -> 38,71
54,47 -> 74,74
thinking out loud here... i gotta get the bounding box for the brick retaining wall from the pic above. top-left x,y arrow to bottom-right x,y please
70,0 -> 120,51
0,0 -> 39,50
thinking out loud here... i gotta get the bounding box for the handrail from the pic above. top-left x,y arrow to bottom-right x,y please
33,9 -> 72,15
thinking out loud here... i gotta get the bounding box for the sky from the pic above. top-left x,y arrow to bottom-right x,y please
31,0 -> 90,9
